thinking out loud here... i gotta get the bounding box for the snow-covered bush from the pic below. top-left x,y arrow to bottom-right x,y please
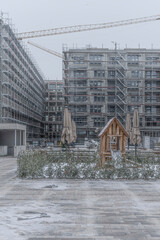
17,149 -> 160,179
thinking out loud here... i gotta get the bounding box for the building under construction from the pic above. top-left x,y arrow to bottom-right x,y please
0,14 -> 45,144
45,80 -> 64,145
63,47 -> 160,146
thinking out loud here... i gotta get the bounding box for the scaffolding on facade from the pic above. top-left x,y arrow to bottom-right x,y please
63,46 -> 160,144
0,13 -> 45,143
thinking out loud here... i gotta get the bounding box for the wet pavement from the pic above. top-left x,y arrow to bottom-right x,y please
1,157 -> 160,240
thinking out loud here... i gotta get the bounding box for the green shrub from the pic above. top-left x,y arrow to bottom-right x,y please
17,150 -> 48,178
17,149 -> 160,180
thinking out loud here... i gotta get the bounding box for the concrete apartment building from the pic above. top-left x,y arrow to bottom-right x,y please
0,14 -> 45,144
45,80 -> 64,145
63,47 -> 160,146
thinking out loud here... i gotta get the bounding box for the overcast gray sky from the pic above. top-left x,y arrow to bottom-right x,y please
1,0 -> 160,79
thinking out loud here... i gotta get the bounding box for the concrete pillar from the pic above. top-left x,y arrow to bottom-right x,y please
20,130 -> 22,145
23,130 -> 26,146
15,130 -> 17,146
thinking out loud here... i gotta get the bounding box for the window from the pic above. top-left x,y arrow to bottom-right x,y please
72,105 -> 87,112
73,96 -> 87,102
48,84 -> 56,90
109,56 -> 123,64
72,56 -> 84,64
93,117 -> 105,127
108,80 -> 115,87
49,106 -> 55,111
128,55 -> 140,66
108,95 -> 115,102
74,80 -> 87,87
73,116 -> 87,126
146,56 -> 159,65
94,93 -> 105,102
145,71 -> 160,79
127,81 -> 139,87
90,62 -> 102,66
146,96 -> 151,102
128,55 -> 140,61
146,82 -> 151,89
74,70 -> 87,78
94,70 -> 105,77
108,105 -> 115,113
49,95 -> 56,101
90,81 -> 102,89
131,96 -> 139,102
108,70 -> 115,78
57,84 -> 63,91
89,54 -> 103,61
90,105 -> 102,113
77,130 -> 86,135
131,71 -> 142,78
90,54 -> 103,65
146,106 -> 151,114
57,96 -> 63,101
128,106 -> 139,112
151,96 -> 156,102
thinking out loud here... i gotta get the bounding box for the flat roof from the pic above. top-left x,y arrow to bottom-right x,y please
0,123 -> 26,131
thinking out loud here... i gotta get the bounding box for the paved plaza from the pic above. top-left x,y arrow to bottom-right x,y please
1,157 -> 160,240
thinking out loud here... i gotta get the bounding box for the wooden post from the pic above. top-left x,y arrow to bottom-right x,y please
107,136 -> 110,152
123,135 -> 126,153
122,134 -> 124,153
102,135 -> 106,166
116,136 -> 119,150
120,130 -> 123,152
113,121 -> 116,135
123,135 -> 126,162
117,125 -> 119,135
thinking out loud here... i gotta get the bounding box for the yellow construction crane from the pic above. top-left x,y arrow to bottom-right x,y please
17,14 -> 160,40
28,41 -> 63,59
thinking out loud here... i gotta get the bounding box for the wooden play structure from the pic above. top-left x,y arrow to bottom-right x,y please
99,117 -> 129,166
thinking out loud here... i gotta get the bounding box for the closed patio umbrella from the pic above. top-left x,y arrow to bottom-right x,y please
61,107 -> 74,144
66,112 -> 74,144
131,108 -> 141,155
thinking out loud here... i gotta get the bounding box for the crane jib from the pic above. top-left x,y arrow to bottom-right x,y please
17,14 -> 160,40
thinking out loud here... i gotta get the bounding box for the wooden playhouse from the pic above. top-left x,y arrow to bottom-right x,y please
98,117 -> 129,166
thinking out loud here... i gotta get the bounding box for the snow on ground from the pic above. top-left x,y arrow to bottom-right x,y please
2,157 -> 160,239
23,178 -> 70,190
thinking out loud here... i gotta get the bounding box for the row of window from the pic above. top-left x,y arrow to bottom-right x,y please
73,70 -> 105,78
72,70 -> 160,79
45,124 -> 62,131
47,84 -> 63,90
45,106 -> 63,111
71,54 -> 160,64
45,116 -> 62,121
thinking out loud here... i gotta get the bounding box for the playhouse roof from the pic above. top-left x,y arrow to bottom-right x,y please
98,117 -> 129,138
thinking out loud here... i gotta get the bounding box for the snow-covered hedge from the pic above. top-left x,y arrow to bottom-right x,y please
17,149 -> 160,179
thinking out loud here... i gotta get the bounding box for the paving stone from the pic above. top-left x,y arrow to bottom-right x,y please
1,157 -> 160,239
